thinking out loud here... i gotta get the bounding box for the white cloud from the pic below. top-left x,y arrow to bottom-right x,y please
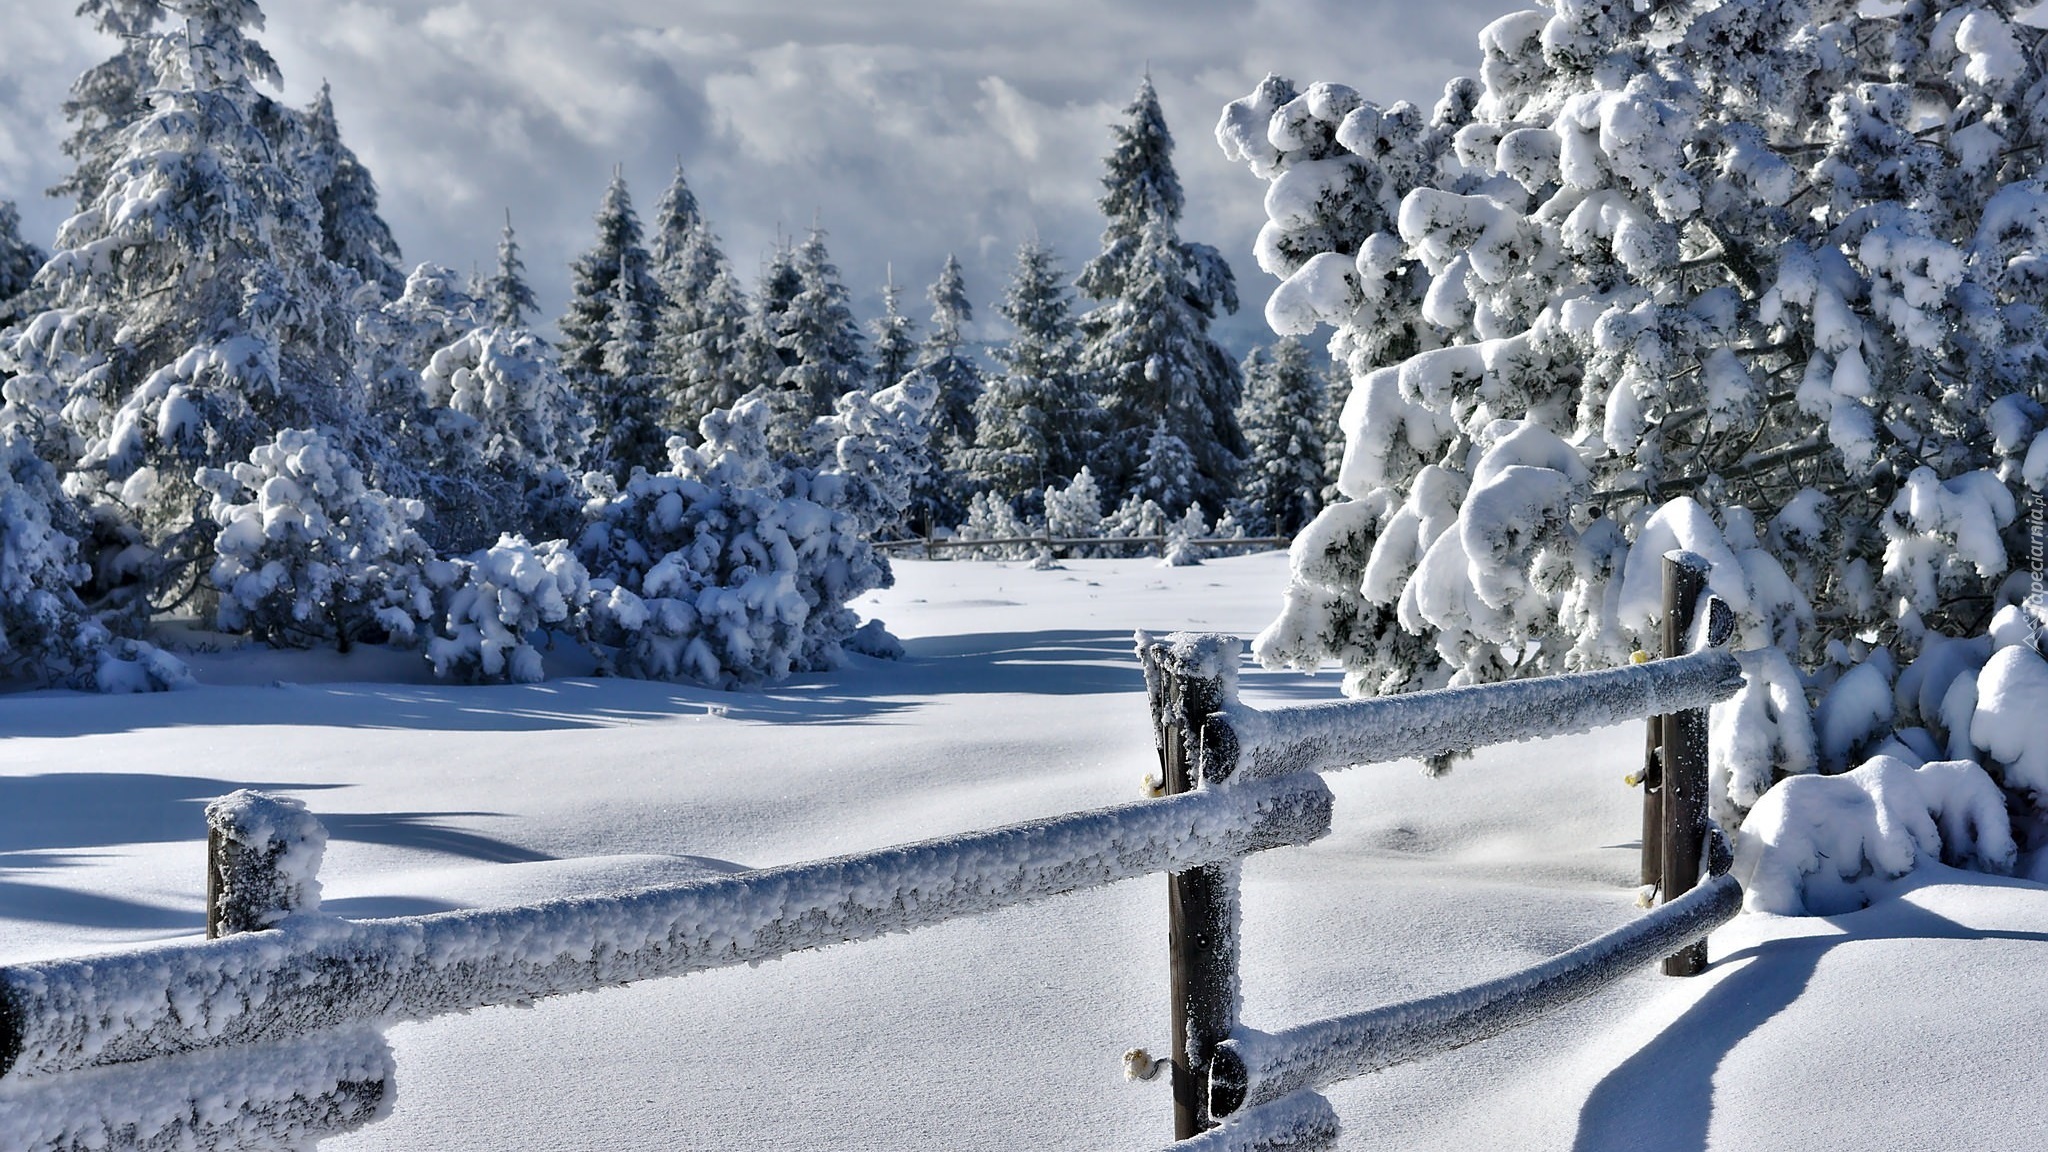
1,0 -> 1528,353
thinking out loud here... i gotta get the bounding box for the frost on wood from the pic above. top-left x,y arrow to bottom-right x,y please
0,1025 -> 390,1152
1148,1089 -> 1339,1152
0,773 -> 1331,1079
1736,755 -> 2016,916
1220,647 -> 1740,780
1209,874 -> 1742,1116
207,791 -> 327,937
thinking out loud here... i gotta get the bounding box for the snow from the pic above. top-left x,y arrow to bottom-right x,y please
4,554 -> 2048,1149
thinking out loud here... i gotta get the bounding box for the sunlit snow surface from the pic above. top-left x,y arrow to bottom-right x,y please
3,553 -> 2045,1149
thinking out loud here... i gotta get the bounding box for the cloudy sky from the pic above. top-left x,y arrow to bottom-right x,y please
2,0 -> 1523,355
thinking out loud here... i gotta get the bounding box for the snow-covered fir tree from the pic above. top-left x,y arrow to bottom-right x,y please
964,240 -> 1094,514
868,272 -> 919,390
1079,77 -> 1245,514
4,0 -> 369,595
558,171 -> 664,476
1233,336 -> 1328,537
298,81 -> 404,298
594,253 -> 669,478
763,228 -> 866,461
0,200 -> 44,332
483,211 -> 538,329
1221,0 -> 2048,834
651,183 -> 749,444
649,161 -> 702,275
47,0 -> 167,211
912,254 -> 980,528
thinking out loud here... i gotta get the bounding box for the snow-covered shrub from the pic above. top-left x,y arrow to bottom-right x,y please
1737,755 -> 2016,915
1044,467 -> 1108,556
954,492 -> 1036,560
578,399 -> 892,687
419,323 -> 586,544
422,534 -> 589,684
0,430 -> 189,692
1161,504 -> 1209,567
198,428 -> 430,649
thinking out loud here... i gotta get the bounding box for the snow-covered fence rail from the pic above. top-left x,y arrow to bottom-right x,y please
1138,557 -> 1744,1146
1204,872 -> 1743,1119
0,772 -> 1332,1083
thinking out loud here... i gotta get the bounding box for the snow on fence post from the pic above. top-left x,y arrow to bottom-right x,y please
205,791 -> 327,939
1658,553 -> 1712,976
1141,631 -> 1247,1141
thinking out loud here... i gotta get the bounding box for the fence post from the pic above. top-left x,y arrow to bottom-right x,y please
1142,633 -> 1244,1140
1640,712 -> 1662,893
206,790 -> 328,939
1659,552 -> 1712,976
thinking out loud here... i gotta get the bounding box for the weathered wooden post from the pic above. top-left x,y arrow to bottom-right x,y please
206,790 -> 328,939
1140,632 -> 1244,1140
1659,552 -> 1712,976
1640,710 -> 1663,893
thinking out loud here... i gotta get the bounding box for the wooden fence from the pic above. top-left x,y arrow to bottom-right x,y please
0,554 -> 1743,1152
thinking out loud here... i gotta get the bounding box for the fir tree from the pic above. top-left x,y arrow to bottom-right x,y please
483,211 -> 538,329
299,81 -> 404,297
0,200 -> 45,332
659,251 -> 751,443
869,271 -> 918,390
48,0 -> 167,210
558,171 -> 663,473
963,240 -> 1094,514
595,252 -> 668,478
920,254 -> 981,460
1233,337 -> 1328,537
4,0 -> 369,592
764,228 -> 866,460
1078,77 -> 1244,514
649,161 -> 702,276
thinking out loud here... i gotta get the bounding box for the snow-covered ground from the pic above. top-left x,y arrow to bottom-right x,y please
3,553 -> 2045,1150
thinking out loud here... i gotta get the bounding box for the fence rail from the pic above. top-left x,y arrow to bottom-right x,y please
0,552 -> 1748,1152
869,534 -> 1293,557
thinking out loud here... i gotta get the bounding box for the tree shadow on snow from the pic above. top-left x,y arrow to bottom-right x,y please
0,773 -> 550,930
1571,889 -> 2048,1152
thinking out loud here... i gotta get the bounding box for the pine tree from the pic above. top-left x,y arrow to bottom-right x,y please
649,161 -> 701,275
4,0 -> 369,592
1233,337 -> 1328,537
299,81 -> 404,297
648,174 -> 747,444
0,200 -> 44,332
869,272 -> 918,390
1078,77 -> 1244,514
48,0 -> 168,210
595,252 -> 668,477
483,211 -> 538,329
559,171 -> 663,474
920,254 -> 981,461
764,228 -> 866,460
963,240 -> 1094,514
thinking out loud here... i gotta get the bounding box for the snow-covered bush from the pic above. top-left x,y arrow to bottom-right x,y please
419,322 -> 586,545
421,534 -> 589,684
1737,755 -> 2015,915
954,492 -> 1036,560
1224,0 -> 2048,838
1044,467 -> 1108,555
577,398 -> 892,687
198,428 -> 430,649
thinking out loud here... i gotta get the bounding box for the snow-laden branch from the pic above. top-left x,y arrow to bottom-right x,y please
0,772 -> 1333,1080
1208,873 -> 1744,1116
1213,648 -> 1742,781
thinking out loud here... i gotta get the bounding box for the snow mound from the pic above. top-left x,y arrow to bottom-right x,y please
1736,755 -> 2015,915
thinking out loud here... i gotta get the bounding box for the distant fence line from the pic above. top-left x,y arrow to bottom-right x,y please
869,534 -> 1293,558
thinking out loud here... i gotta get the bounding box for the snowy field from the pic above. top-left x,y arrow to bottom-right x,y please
4,552 -> 2046,1150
